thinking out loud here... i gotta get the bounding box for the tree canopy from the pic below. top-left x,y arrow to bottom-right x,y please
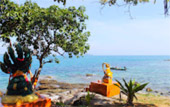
100,0 -> 170,15
54,0 -> 170,15
0,0 -> 90,83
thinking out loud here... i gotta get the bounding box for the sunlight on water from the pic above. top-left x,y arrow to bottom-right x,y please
0,55 -> 170,92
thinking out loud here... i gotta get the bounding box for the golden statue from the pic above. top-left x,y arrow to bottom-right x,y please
102,63 -> 113,84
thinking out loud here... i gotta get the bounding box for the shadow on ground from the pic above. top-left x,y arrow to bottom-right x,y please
90,102 -> 157,107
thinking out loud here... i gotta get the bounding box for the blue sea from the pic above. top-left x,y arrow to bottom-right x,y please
0,55 -> 170,93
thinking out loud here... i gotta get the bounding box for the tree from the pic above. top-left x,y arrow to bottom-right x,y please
100,0 -> 170,16
0,0 -> 90,85
115,79 -> 148,106
54,0 -> 170,15
0,0 -> 20,42
54,0 -> 66,5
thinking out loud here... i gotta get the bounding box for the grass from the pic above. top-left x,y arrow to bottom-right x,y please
134,93 -> 170,107
111,93 -> 170,107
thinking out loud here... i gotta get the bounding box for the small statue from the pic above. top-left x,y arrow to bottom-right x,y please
102,63 -> 113,84
0,43 -> 38,104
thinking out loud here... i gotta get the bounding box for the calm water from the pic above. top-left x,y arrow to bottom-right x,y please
0,55 -> 170,93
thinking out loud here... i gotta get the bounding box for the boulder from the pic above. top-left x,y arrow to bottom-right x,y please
146,88 -> 153,92
38,84 -> 59,90
39,79 -> 57,84
49,95 -> 60,103
160,92 -> 164,95
154,91 -> 159,93
72,92 -> 116,106
36,89 -> 68,95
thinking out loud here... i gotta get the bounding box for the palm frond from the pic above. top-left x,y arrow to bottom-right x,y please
123,78 -> 130,93
134,94 -> 138,100
115,79 -> 124,88
121,90 -> 128,96
134,83 -> 148,92
129,79 -> 133,95
115,79 -> 128,93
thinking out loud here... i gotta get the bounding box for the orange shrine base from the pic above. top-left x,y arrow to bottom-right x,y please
86,81 -> 120,97
0,95 -> 51,107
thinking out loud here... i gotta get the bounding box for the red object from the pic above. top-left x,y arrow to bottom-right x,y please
87,82 -> 120,97
1,95 -> 51,107
17,58 -> 24,61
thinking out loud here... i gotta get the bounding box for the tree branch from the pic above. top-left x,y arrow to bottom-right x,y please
39,43 -> 51,64
57,51 -> 65,58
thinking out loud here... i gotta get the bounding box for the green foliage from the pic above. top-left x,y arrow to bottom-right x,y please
0,0 -> 90,62
0,0 -> 90,83
115,78 -> 148,106
100,0 -> 169,15
53,0 -> 170,15
54,0 -> 66,5
100,0 -> 145,5
85,91 -> 95,106
0,43 -> 32,74
55,102 -> 65,106
0,0 -> 20,42
73,91 -> 95,106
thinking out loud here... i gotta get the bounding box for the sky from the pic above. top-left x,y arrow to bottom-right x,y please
0,0 -> 170,55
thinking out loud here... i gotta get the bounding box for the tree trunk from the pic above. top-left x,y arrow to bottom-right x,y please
127,95 -> 134,106
31,59 -> 43,87
32,43 -> 50,87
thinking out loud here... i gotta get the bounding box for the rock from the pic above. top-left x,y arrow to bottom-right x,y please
57,82 -> 74,89
154,91 -> 159,93
0,91 -> 3,97
45,76 -> 53,79
146,88 -> 153,92
38,84 -> 59,90
56,82 -> 87,89
66,92 -> 88,105
40,94 -> 50,98
49,95 -> 60,103
36,89 -> 68,95
36,76 -> 89,105
39,79 -> 57,84
86,74 -> 93,77
72,92 -> 115,106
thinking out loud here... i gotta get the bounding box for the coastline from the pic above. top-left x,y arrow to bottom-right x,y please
35,76 -> 170,106
1,75 -> 170,97
1,76 -> 170,106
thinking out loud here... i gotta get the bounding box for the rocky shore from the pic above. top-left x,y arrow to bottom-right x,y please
1,75 -> 170,106
36,76 -> 170,106
36,76 -> 122,106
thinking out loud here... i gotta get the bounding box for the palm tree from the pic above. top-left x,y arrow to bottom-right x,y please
115,79 -> 148,106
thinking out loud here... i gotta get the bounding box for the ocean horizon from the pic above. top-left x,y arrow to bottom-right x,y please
0,55 -> 170,93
